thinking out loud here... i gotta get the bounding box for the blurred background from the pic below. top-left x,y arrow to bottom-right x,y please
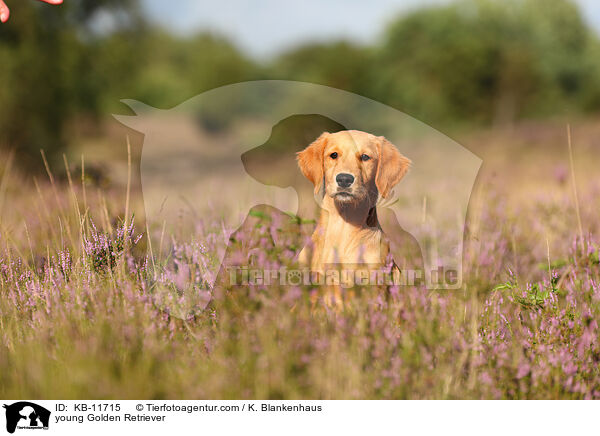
3,0 -> 600,400
2,0 -> 600,205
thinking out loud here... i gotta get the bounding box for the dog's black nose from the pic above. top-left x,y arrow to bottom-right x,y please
336,173 -> 355,188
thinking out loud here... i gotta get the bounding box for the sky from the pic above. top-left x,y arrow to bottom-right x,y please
143,0 -> 600,59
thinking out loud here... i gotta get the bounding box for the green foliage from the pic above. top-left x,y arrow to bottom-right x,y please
0,0 -> 142,167
3,0 -> 600,165
266,0 -> 600,128
374,0 -> 600,127
494,273 -> 559,310
271,41 -> 375,95
131,30 -> 261,109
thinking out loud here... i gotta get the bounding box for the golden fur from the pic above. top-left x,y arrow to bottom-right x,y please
297,130 -> 411,277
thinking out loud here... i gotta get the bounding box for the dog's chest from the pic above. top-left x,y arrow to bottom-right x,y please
318,226 -> 384,265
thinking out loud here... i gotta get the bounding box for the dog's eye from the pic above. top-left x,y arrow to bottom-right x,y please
360,154 -> 370,161
330,152 -> 338,159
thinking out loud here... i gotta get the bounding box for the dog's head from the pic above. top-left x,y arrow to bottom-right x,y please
297,130 -> 411,206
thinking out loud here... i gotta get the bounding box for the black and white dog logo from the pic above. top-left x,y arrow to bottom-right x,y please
3,402 -> 50,434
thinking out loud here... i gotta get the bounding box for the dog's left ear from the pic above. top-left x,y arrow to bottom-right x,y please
296,132 -> 329,194
375,137 -> 411,199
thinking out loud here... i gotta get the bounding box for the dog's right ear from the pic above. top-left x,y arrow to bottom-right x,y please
375,137 -> 411,199
296,132 -> 329,194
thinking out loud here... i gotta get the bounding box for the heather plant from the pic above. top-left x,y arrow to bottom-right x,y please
477,238 -> 600,398
83,218 -> 142,273
0,132 -> 599,399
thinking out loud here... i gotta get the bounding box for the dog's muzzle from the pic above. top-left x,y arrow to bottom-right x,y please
336,173 -> 354,188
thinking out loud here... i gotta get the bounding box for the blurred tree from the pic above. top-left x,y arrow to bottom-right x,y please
3,0 -> 600,168
374,0 -> 600,129
0,0 -> 142,167
271,41 -> 375,97
131,30 -> 260,109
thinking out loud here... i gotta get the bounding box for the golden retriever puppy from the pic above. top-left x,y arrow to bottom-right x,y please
296,130 -> 411,285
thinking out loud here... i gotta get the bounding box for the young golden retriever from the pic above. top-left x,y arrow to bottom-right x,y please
296,130 -> 411,282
